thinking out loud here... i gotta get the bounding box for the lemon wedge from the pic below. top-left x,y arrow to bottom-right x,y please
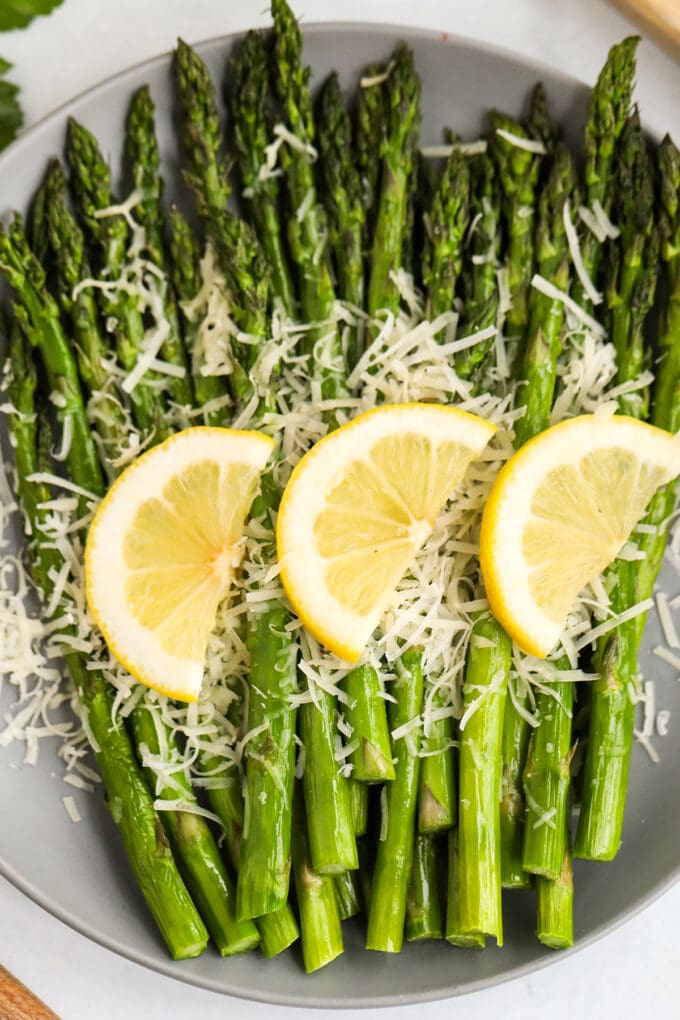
276,403 -> 496,662
85,427 -> 275,702
480,414 -> 680,658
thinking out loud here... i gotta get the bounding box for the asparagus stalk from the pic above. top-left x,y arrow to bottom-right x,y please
231,30 -> 296,316
341,664 -> 395,783
445,828 -> 486,949
166,204 -> 231,424
171,250 -> 299,954
173,38 -> 261,403
292,791 -> 344,972
573,36 -> 640,306
514,143 -> 576,446
356,63 -> 388,251
237,599 -> 298,918
521,682 -> 575,879
270,0 -> 343,396
65,118 -> 168,442
418,695 -> 456,833
0,215 -> 104,502
41,160 -> 130,472
526,83 -> 558,153
130,699 -> 260,956
269,1 -> 363,879
349,776 -> 369,836
174,38 -> 305,915
457,615 -> 511,944
125,85 -> 193,408
4,319 -> 207,960
574,114 -> 659,862
536,816 -> 574,949
366,649 -> 424,954
422,143 -> 470,325
405,834 -> 443,941
454,153 -> 502,382
634,135 -> 680,628
174,38 -> 230,213
367,42 -> 421,322
333,869 -> 363,921
488,110 -> 544,342
418,148 -> 468,826
300,684 -> 358,874
500,143 -> 576,886
39,177 -> 263,957
317,71 -> 366,367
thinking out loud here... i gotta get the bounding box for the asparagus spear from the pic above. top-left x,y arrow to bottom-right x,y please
174,38 -> 230,214
41,160 -> 130,472
422,143 -> 470,326
230,29 -> 296,316
300,679 -> 358,874
341,664 -> 395,783
349,778 -> 369,836
166,204 -> 231,424
173,38 -> 260,404
536,815 -> 574,949
526,83 -> 558,153
500,144 -> 576,886
125,85 -> 193,408
130,699 -> 260,956
65,118 -> 168,442
292,790 -> 344,972
366,649 -> 424,954
4,320 -> 207,960
40,182 -> 263,958
488,110 -> 544,342
367,42 -> 421,323
417,142 -> 472,833
514,143 -> 576,446
333,868 -> 363,921
0,214 -> 104,502
268,2 -> 364,879
356,63 -> 388,251
634,135 -> 680,627
457,615 -> 511,944
574,118 -> 660,862
573,36 -> 639,306
445,828 -> 486,948
604,109 -> 656,418
454,153 -> 502,382
317,71 -> 366,367
168,238 -> 299,954
405,834 -> 443,941
270,0 -> 344,396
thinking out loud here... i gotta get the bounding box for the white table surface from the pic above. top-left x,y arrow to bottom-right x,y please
1,0 -> 679,1017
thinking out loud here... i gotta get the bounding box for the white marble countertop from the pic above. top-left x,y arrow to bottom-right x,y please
1,1 -> 679,1017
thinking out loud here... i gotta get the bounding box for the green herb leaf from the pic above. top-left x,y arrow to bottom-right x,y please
0,58 -> 22,150
0,1 -> 65,33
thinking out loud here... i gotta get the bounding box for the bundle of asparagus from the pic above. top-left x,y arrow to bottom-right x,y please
0,0 -> 678,975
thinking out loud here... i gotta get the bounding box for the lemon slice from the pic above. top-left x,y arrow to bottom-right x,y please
480,414 -> 680,658
85,427 -> 275,702
276,403 -> 497,662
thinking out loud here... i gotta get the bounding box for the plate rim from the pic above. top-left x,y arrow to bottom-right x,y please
0,20 -> 677,1009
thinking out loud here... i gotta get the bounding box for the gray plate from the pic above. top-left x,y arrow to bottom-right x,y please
0,23 -> 678,1010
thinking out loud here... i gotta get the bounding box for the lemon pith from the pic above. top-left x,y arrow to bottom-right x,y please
85,427 -> 275,702
277,403 -> 497,662
480,414 -> 680,658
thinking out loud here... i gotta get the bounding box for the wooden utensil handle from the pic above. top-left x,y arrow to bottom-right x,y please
0,965 -> 58,1020
610,0 -> 680,56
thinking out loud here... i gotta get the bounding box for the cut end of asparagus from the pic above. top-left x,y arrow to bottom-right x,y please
445,932 -> 487,950
418,783 -> 453,834
361,738 -> 396,783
